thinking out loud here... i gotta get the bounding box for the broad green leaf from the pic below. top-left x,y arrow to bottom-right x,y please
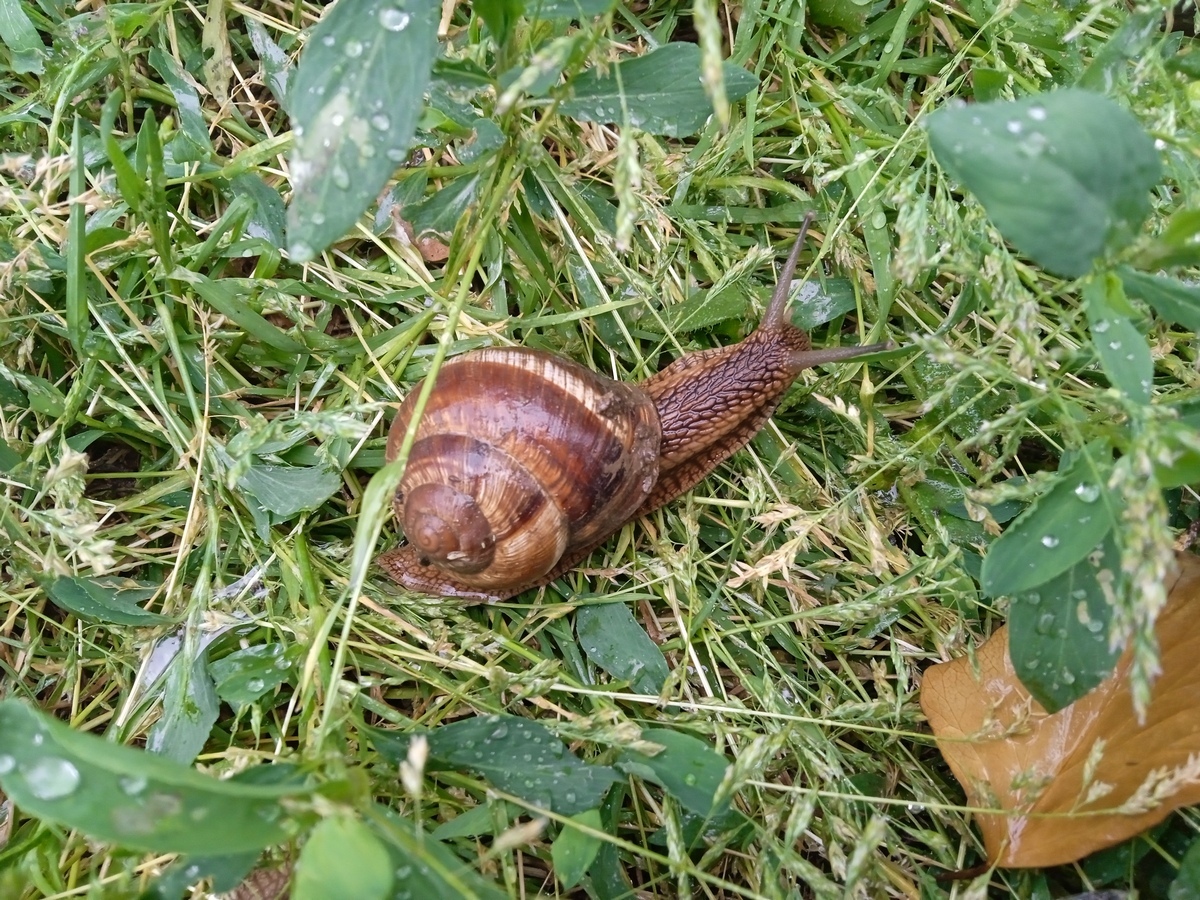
287,0 -> 438,261
373,805 -> 508,900
0,437 -> 22,472
1154,420 -> 1200,489
368,715 -> 620,815
147,850 -> 261,898
210,644 -> 295,707
980,448 -> 1116,598
531,0 -> 616,18
1077,9 -> 1162,95
551,809 -> 603,889
147,48 -> 214,162
230,175 -> 286,247
0,365 -> 64,416
431,803 -> 503,839
1008,531 -> 1123,713
475,0 -> 523,44
147,653 -> 219,765
0,0 -> 46,73
1170,836 -> 1200,900
560,43 -> 758,138
1083,274 -> 1152,404
617,729 -> 730,818
0,700 -> 307,854
44,576 -> 174,626
792,278 -> 859,330
927,89 -> 1160,277
237,463 -> 342,518
1133,208 -> 1200,270
246,20 -> 292,111
1118,267 -> 1200,332
407,174 -> 482,237
294,817 -> 393,900
576,603 -> 668,694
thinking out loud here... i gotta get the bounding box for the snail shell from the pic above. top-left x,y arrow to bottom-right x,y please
384,347 -> 660,595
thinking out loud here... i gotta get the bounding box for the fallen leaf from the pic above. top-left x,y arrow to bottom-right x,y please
921,551 -> 1200,868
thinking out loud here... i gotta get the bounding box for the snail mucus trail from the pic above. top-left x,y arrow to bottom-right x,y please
378,215 -> 890,602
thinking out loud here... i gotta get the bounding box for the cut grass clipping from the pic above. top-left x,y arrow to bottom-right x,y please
2,0 -> 1200,897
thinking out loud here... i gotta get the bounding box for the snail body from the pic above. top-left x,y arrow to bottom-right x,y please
379,221 -> 887,601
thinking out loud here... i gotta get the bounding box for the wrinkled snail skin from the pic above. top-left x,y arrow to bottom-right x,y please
378,223 -> 890,602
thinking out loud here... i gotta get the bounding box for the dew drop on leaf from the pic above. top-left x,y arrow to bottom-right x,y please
23,757 -> 80,800
119,774 -> 148,796
344,40 -> 363,58
371,114 -> 390,131
1074,483 -> 1101,503
1006,120 -> 1023,134
1041,534 -> 1060,548
1028,105 -> 1047,121
0,755 -> 14,774
380,8 -> 411,30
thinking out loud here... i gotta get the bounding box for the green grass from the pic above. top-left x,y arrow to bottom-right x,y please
2,0 -> 1199,897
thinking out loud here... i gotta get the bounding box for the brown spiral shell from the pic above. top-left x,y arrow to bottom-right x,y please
384,347 -> 661,594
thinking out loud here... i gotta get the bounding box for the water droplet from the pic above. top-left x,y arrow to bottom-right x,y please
1036,613 -> 1056,635
23,757 -> 80,800
1061,670 -> 1076,685
1108,340 -> 1122,351
1006,119 -> 1023,134
290,241 -> 314,261
871,211 -> 887,229
332,165 -> 350,189
883,42 -> 895,53
1087,619 -> 1104,633
1025,592 -> 1041,605
387,147 -> 407,162
490,724 -> 509,740
1041,534 -> 1060,548
256,804 -> 281,823
119,774 -> 147,796
344,40 -> 363,58
1074,483 -> 1100,503
684,773 -> 698,786
0,755 -> 14,774
321,34 -> 336,47
31,733 -> 44,747
1092,319 -> 1110,333
246,677 -> 265,693
310,212 -> 326,226
371,114 -> 390,131
380,8 -> 411,30
1028,105 -> 1047,121
1026,659 -> 1040,670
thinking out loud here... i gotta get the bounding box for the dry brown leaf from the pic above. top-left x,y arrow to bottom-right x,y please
921,551 -> 1200,868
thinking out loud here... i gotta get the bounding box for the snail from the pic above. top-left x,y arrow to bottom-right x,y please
378,216 -> 889,601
